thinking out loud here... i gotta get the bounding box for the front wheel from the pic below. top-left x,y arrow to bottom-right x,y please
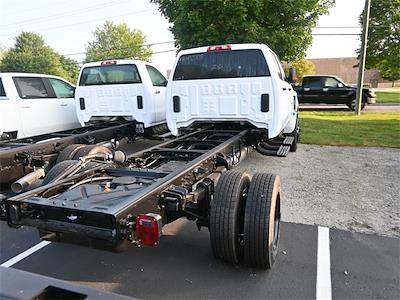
347,99 -> 366,111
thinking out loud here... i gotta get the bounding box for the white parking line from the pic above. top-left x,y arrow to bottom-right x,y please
1,241 -> 51,268
316,226 -> 332,300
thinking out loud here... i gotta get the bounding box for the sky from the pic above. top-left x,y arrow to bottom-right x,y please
0,0 -> 365,75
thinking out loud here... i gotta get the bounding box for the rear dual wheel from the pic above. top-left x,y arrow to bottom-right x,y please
244,173 -> 281,269
210,171 -> 282,269
210,171 -> 250,264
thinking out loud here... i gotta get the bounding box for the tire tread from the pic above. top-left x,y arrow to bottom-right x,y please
244,173 -> 280,269
210,171 -> 250,264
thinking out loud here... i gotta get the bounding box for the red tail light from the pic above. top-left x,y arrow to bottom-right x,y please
207,45 -> 232,51
136,213 -> 162,246
101,60 -> 117,65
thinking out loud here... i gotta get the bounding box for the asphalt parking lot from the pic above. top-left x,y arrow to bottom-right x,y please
1,139 -> 399,299
1,219 -> 399,299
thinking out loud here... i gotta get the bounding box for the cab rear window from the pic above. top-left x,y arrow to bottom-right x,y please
173,49 -> 270,81
79,64 -> 142,86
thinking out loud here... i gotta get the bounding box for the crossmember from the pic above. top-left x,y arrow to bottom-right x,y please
5,127 -> 257,251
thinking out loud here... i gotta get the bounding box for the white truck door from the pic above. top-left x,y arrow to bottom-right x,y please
145,65 -> 168,123
13,76 -> 60,137
47,78 -> 81,130
0,77 -> 22,139
270,53 -> 294,133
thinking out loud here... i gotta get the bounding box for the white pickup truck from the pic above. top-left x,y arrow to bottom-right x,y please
75,60 -> 168,129
0,73 -> 81,140
166,43 -> 299,144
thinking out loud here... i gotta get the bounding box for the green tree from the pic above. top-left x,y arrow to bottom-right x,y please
0,32 -> 79,83
290,58 -> 316,81
360,0 -> 400,84
58,55 -> 80,83
0,44 -> 7,62
152,0 -> 334,61
85,21 -> 152,62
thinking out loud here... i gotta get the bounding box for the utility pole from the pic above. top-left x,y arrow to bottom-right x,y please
355,0 -> 371,115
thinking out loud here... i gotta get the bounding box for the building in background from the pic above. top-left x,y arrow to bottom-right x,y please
308,57 -> 400,88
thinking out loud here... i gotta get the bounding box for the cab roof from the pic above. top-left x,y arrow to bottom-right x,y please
176,43 -> 273,56
81,59 -> 150,68
0,72 -> 73,84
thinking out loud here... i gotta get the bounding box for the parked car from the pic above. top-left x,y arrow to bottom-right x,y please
75,60 -> 168,128
166,43 -> 299,141
0,73 -> 81,140
293,75 -> 376,110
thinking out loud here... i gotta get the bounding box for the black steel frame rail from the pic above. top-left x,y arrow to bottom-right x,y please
4,128 -> 254,249
0,122 -> 136,184
113,129 -> 250,219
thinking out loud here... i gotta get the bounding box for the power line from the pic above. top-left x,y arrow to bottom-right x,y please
1,0 -> 125,29
3,0 -> 72,17
152,49 -> 177,55
313,25 -> 389,29
312,33 -> 360,36
0,9 -> 154,37
74,49 -> 177,64
314,26 -> 360,29
62,41 -> 175,57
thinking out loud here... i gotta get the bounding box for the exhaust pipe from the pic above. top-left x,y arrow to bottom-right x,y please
11,168 -> 45,193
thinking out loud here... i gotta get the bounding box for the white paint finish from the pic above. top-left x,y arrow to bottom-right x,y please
0,73 -> 81,139
316,226 -> 332,300
1,241 -> 51,268
75,60 -> 167,127
165,44 -> 299,137
219,96 -> 237,115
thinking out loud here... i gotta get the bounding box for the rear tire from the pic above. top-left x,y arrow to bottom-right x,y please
210,171 -> 251,264
56,144 -> 86,163
43,159 -> 99,185
42,160 -> 78,185
244,173 -> 281,269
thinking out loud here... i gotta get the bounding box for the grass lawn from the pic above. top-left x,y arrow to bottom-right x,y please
376,91 -> 400,104
299,112 -> 400,148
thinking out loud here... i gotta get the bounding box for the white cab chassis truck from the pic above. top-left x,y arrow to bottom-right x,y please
0,73 -> 80,140
166,44 -> 299,149
75,60 -> 168,129
3,45 -> 300,272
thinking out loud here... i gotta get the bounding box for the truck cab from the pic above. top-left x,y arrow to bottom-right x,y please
165,44 -> 298,138
0,73 -> 80,140
75,60 -> 168,128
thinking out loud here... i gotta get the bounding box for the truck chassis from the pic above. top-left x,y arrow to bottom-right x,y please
0,122 -> 139,185
4,125 -> 291,269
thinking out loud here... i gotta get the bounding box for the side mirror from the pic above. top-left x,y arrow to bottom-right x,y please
337,83 -> 344,88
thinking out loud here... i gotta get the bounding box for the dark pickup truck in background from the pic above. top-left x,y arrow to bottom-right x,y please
292,75 -> 376,110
